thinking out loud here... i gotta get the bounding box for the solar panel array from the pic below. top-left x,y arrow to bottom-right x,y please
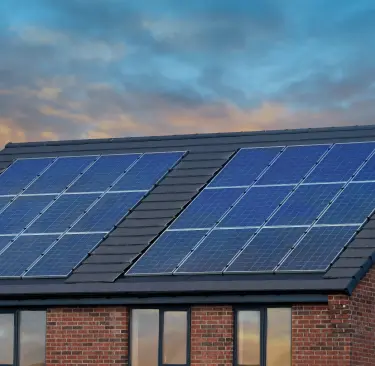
0,151 -> 184,277
128,142 -> 375,275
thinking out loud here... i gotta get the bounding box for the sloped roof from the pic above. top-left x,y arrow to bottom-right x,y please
0,124 -> 375,305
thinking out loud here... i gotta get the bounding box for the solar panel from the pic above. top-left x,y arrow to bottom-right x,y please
268,184 -> 342,226
226,227 -> 306,272
24,234 -> 104,277
219,186 -> 292,228
0,158 -> 53,195
318,183 -> 375,224
0,197 -> 11,212
353,153 -> 375,181
209,147 -> 282,187
25,194 -> 98,233
25,156 -> 97,194
0,196 -> 53,234
305,143 -> 375,183
170,188 -> 244,229
70,192 -> 145,232
127,230 -> 208,275
277,226 -> 358,271
0,235 -> 57,277
176,228 -> 256,273
67,154 -> 140,193
110,152 -> 184,191
256,145 -> 329,185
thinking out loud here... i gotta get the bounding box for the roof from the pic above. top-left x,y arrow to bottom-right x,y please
1,124 -> 375,306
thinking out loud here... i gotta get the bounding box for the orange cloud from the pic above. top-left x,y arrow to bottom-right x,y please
0,118 -> 27,147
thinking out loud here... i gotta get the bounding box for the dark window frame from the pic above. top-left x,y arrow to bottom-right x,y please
129,306 -> 191,366
0,309 -> 47,366
234,306 -> 292,366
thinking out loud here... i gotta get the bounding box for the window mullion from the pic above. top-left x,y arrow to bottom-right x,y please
260,308 -> 267,366
159,309 -> 164,366
14,311 -> 20,366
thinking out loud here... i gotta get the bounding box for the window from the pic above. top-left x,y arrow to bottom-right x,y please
130,308 -> 189,366
235,308 -> 291,366
0,310 -> 46,366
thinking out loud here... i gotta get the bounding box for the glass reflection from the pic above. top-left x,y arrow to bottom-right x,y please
20,311 -> 46,366
131,309 -> 159,366
163,311 -> 187,364
0,313 -> 14,365
267,308 -> 291,366
237,311 -> 260,366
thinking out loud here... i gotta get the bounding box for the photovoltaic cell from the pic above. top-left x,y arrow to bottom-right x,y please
209,147 -> 282,187
25,156 -> 97,194
305,142 -> 375,183
110,152 -> 184,191
0,158 -> 54,195
0,197 -> 11,212
278,226 -> 359,271
268,184 -> 342,226
26,194 -> 99,233
0,235 -> 57,277
67,154 -> 140,193
176,228 -> 256,273
170,188 -> 244,229
127,230 -> 208,275
0,236 -> 14,252
0,196 -> 53,234
71,192 -> 145,232
24,234 -> 104,277
256,145 -> 329,185
353,153 -> 375,181
226,227 -> 306,272
219,186 -> 292,228
318,183 -> 375,224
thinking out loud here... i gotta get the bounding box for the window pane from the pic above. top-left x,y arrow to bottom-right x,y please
131,309 -> 159,366
163,311 -> 187,364
237,311 -> 260,366
0,313 -> 14,365
267,308 -> 291,366
20,311 -> 46,366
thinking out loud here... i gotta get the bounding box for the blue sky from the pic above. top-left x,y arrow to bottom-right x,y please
0,0 -> 375,147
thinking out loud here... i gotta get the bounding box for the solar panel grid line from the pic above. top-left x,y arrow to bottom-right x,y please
314,223 -> 361,227
170,148 -> 290,273
273,145 -> 375,272
222,144 -> 337,273
300,181 -> 347,186
207,145 -> 286,188
351,180 -> 375,184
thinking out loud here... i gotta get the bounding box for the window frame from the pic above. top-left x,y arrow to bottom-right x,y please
234,306 -> 292,366
0,308 -> 47,366
129,306 -> 191,366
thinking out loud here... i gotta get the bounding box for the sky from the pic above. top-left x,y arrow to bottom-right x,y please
0,0 -> 375,148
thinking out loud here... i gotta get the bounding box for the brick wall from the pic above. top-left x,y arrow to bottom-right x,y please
191,305 -> 234,366
46,307 -> 128,365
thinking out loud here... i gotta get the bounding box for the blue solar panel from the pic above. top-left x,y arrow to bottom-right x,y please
209,147 -> 281,187
176,228 -> 256,273
0,196 -> 53,234
24,234 -> 104,277
0,236 -> 14,252
226,227 -> 306,272
170,188 -> 244,229
25,156 -> 97,194
71,192 -> 145,232
26,194 -> 98,233
305,143 -> 375,183
127,230 -> 208,275
318,182 -> 375,224
67,154 -> 140,193
268,184 -> 342,226
256,145 -> 329,185
353,153 -> 375,181
0,235 -> 57,277
110,152 -> 183,191
278,226 -> 358,271
219,186 -> 292,228
0,158 -> 53,195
